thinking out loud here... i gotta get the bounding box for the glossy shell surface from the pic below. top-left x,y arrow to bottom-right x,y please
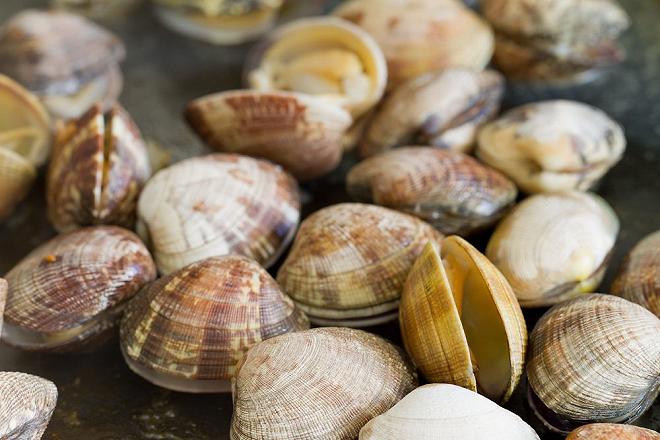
567,424 -> 660,440
0,372 -> 58,440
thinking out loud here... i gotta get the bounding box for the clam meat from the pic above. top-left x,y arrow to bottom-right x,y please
0,372 -> 58,440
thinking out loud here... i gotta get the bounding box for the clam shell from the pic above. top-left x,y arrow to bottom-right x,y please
0,278 -> 6,334
47,104 -> 151,233
276,203 -> 443,327
120,255 -> 309,393
2,226 -> 156,352
185,90 -> 352,180
527,294 -> 660,433
230,327 -> 417,440
486,191 -> 619,307
400,237 -> 527,403
347,147 -> 517,235
360,69 -> 504,157
334,0 -> 494,88
0,372 -> 58,440
567,424 -> 660,440
137,153 -> 300,275
52,0 -> 143,18
245,17 -> 387,119
476,100 -> 626,193
360,384 -> 540,439
612,230 -> 660,317
0,147 -> 37,222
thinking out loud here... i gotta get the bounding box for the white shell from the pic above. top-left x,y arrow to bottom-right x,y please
0,372 -> 58,440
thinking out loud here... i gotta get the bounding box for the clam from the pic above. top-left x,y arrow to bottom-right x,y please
476,100 -> 626,194
47,104 -> 151,233
245,17 -> 387,119
333,0 -> 494,89
0,10 -> 125,120
185,90 -> 352,180
51,0 -> 143,18
120,255 -> 309,393
2,226 -> 156,352
360,384 -> 540,439
612,230 -> 660,317
137,153 -> 300,275
360,69 -> 504,157
567,424 -> 660,439
152,0 -> 284,45
0,278 -> 6,333
401,237 -> 527,403
230,327 -> 417,440
527,294 -> 660,433
276,203 -> 443,327
0,75 -> 52,222
0,372 -> 58,440
347,147 -> 517,235
482,0 -> 630,81
486,191 -> 619,307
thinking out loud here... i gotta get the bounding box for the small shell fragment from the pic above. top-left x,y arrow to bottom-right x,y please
0,372 -> 58,440
567,424 -> 660,440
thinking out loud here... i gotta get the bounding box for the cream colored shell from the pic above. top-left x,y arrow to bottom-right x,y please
486,191 -> 619,307
0,372 -> 58,440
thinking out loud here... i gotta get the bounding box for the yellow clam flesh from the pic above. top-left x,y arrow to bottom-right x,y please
0,372 -> 58,440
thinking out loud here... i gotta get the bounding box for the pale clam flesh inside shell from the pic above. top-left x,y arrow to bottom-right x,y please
567,423 -> 660,440
0,372 -> 58,440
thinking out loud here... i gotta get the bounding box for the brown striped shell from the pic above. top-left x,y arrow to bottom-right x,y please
137,154 -> 300,275
477,100 -> 626,193
527,294 -> 660,434
612,230 -> 660,317
0,372 -> 58,440
333,0 -> 494,89
120,255 -> 309,393
567,424 -> 660,440
185,90 -> 352,180
230,327 -> 417,440
276,203 -> 444,327
47,104 -> 151,233
360,69 -> 504,157
347,147 -> 517,235
0,278 -> 6,334
400,237 -> 527,404
2,226 -> 156,352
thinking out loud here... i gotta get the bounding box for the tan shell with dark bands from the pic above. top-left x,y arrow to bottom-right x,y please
0,372 -> 58,440
567,424 -> 660,440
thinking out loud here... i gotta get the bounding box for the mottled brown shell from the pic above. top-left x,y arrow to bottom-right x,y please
0,372 -> 58,440
137,153 -> 300,275
347,147 -> 517,235
276,203 -> 443,326
567,424 -> 660,440
612,230 -> 660,317
47,104 -> 151,233
231,327 -> 417,440
120,255 -> 309,393
185,90 -> 352,180
2,226 -> 156,352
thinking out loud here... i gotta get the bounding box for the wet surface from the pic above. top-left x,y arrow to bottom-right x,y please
0,0 -> 659,438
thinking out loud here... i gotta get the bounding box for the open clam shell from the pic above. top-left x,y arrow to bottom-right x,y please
121,255 -> 309,393
137,153 -> 300,275
245,17 -> 387,119
230,327 -> 417,440
476,100 -> 626,193
47,104 -> 151,233
185,90 -> 352,181
400,237 -> 527,404
486,191 -> 619,307
567,424 -> 660,440
2,226 -> 156,352
0,372 -> 58,440
527,294 -> 660,434
347,147 -> 517,235
276,203 -> 443,327
360,384 -> 539,439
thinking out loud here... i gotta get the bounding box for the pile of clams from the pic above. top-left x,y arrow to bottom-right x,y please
0,372 -> 58,440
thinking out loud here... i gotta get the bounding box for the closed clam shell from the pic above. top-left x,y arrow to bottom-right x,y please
185,90 -> 352,180
245,17 -> 387,119
47,104 -> 151,233
612,230 -> 660,317
347,147 -> 517,235
567,424 -> 660,440
0,278 -> 6,334
230,327 -> 417,440
2,226 -> 156,352
0,372 -> 58,440
360,384 -> 540,439
527,294 -> 660,433
486,191 -> 619,307
476,100 -> 626,193
360,69 -> 504,156
137,154 -> 300,275
120,255 -> 309,393
276,203 -> 443,327
334,0 -> 494,89
400,237 -> 527,403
